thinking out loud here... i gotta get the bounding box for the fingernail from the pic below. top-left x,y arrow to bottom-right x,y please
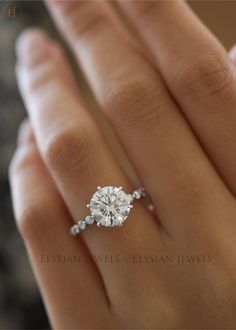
17,119 -> 33,145
15,28 -> 49,63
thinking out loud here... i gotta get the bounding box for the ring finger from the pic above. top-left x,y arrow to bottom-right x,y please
15,28 -> 160,308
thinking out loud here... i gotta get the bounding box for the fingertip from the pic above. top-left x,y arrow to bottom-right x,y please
15,27 -> 49,62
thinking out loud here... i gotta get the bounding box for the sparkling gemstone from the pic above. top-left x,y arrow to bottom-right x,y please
133,190 -> 141,199
85,215 -> 94,225
133,188 -> 146,199
70,224 -> 80,236
89,186 -> 133,227
78,220 -> 86,230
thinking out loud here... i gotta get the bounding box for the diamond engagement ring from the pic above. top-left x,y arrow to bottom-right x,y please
70,186 -> 146,235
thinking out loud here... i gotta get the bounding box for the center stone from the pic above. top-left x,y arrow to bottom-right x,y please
89,186 -> 133,227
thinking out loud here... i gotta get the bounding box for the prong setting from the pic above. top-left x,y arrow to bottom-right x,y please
70,186 -> 146,235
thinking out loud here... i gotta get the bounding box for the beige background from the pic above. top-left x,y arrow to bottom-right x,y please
189,0 -> 236,49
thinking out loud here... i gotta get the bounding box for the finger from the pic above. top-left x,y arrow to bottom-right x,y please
44,0 -> 233,237
119,0 -> 236,197
9,120 -> 111,329
15,28 -> 160,308
229,45 -> 236,66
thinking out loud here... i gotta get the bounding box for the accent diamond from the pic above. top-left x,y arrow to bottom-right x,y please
70,224 -> 80,236
85,215 -> 94,225
78,220 -> 86,230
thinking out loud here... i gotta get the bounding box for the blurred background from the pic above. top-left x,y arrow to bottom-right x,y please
0,0 -> 235,329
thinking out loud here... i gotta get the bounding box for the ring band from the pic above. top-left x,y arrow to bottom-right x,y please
70,186 -> 147,235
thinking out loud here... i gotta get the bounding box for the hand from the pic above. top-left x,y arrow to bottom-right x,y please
10,1 -> 236,328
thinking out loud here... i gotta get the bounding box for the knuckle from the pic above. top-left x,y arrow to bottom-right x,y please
17,206 -> 40,238
132,0 -> 162,20
58,1 -> 106,40
17,204 -> 50,241
103,76 -> 161,129
44,125 -> 98,175
9,146 -> 37,177
176,53 -> 234,104
26,61 -> 58,95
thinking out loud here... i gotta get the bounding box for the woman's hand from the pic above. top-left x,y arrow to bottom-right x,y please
9,1 -> 236,328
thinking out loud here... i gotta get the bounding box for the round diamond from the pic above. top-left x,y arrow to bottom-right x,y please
78,221 -> 86,230
70,224 -> 80,236
85,215 -> 94,225
89,186 -> 132,227
133,188 -> 146,199
133,190 -> 141,199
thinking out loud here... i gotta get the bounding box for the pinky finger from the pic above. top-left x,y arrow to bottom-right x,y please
9,120 -> 112,329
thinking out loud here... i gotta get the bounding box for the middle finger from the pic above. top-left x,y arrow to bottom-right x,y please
45,0 -> 233,236
118,0 -> 236,197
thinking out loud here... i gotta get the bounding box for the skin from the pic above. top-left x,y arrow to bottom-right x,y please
9,0 -> 236,328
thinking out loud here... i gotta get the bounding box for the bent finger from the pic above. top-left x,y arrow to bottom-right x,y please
9,121 -> 111,329
119,0 -> 236,197
15,28 -> 160,309
44,0 -> 234,241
